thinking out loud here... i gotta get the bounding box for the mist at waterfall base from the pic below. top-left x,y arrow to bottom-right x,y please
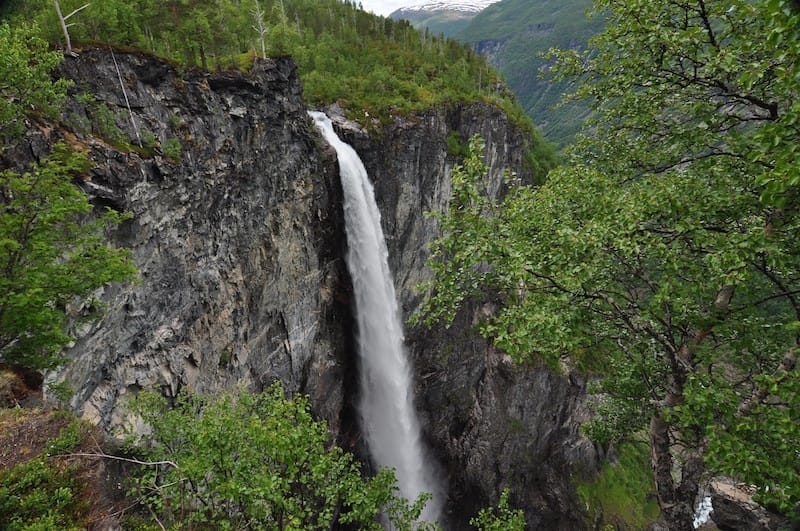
309,111 -> 443,523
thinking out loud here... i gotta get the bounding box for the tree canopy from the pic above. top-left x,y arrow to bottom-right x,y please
126,382 -> 436,530
0,23 -> 136,371
0,22 -> 71,143
418,0 -> 800,528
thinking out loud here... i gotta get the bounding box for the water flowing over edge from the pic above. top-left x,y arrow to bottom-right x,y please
309,111 -> 443,523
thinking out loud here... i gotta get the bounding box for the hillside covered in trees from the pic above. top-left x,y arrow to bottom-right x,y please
2,1 -> 537,129
457,0 -> 601,148
387,0 -> 600,148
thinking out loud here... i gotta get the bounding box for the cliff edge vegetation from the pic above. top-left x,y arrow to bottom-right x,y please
418,0 -> 800,529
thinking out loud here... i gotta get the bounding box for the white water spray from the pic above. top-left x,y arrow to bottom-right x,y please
309,112 -> 442,522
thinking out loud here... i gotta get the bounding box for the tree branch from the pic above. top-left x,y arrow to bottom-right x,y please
58,451 -> 180,471
737,344 -> 798,416
63,2 -> 90,20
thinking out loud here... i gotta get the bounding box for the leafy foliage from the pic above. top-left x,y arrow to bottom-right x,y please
125,382 -> 434,530
0,18 -> 136,372
469,488 -> 526,531
0,22 -> 71,143
0,418 -> 89,531
705,371 -> 800,520
0,146 -> 136,370
419,0 -> 800,527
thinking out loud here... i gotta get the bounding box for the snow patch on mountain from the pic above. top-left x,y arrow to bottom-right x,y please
394,0 -> 500,15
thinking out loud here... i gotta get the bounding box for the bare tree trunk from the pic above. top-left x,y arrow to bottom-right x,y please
53,0 -> 72,55
252,0 -> 268,59
53,0 -> 90,56
648,285 -> 733,529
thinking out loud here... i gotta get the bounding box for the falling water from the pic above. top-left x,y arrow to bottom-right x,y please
309,112 -> 442,522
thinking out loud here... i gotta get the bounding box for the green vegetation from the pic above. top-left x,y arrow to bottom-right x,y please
0,392 -> 529,530
0,22 -> 71,143
0,416 -> 90,530
418,0 -> 800,528
458,0 -> 601,148
0,145 -> 136,371
391,0 -> 598,147
469,488 -> 526,531
162,137 -> 182,161
125,382 -> 436,530
575,443 -> 659,529
0,22 -> 136,372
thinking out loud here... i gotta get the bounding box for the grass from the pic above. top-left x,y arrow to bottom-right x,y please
575,442 -> 661,529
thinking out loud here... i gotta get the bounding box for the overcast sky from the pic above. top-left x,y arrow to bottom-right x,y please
358,0 -> 415,16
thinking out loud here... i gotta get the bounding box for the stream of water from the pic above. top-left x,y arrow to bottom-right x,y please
309,111 -> 442,523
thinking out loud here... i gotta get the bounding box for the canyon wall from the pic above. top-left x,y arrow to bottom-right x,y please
28,50 -> 596,529
340,105 -> 596,529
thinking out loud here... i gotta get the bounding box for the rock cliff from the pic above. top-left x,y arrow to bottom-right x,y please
338,105 -> 596,529
29,50 -> 595,528
41,49 -> 355,438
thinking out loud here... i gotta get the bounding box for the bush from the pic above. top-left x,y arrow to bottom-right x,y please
126,382 -> 434,530
162,137 -> 181,160
0,419 -> 88,530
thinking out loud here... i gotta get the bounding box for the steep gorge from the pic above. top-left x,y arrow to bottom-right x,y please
18,50 -> 596,528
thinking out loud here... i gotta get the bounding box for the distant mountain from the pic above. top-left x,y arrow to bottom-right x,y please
391,0 -> 601,148
458,0 -> 602,147
399,1 -> 500,12
389,1 -> 500,36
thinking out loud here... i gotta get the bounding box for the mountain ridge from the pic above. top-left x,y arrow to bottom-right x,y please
389,0 -> 599,147
392,0 -> 499,15
388,0 -> 500,36
458,0 -> 601,147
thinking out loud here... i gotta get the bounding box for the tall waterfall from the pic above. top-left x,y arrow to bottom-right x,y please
309,112 -> 442,522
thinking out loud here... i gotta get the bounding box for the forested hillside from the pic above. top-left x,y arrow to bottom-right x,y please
458,0 -> 601,148
1,1 -> 530,128
389,0 -> 600,148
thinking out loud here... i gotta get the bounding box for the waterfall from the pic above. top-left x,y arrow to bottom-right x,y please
309,112 -> 442,522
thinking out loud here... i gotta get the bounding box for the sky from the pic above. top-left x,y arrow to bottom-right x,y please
358,0 -> 415,16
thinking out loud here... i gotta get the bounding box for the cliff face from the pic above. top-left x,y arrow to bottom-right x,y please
47,50 -> 355,437
36,50 -> 595,528
339,106 -> 596,529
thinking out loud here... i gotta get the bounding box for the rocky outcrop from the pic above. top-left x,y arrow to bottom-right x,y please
22,49 -> 597,528
337,105 -> 597,529
708,481 -> 794,531
42,50 -> 356,438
